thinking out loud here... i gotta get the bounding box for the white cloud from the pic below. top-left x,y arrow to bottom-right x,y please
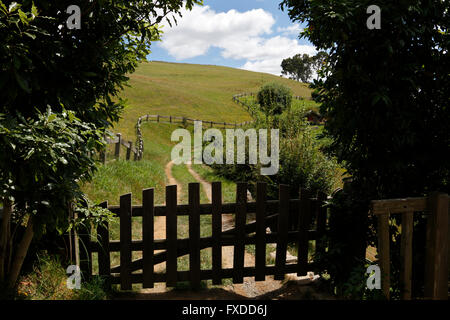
277,24 -> 303,36
158,6 -> 316,75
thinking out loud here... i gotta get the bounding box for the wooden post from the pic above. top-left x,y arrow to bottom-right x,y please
378,213 -> 390,299
316,192 -> 327,257
170,116 -> 172,123
115,133 -> 121,160
157,115 -> 160,123
126,141 -> 132,161
424,192 -> 448,300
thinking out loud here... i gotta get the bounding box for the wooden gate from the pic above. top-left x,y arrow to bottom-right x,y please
78,182 -> 328,290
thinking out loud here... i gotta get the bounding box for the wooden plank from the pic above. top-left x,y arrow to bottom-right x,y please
211,182 -> 222,285
255,182 -> 267,281
297,189 -> 311,276
275,184 -> 290,280
400,211 -> 413,300
107,198 -> 318,217
142,188 -> 154,289
424,192 -> 449,300
109,263 -> 319,285
371,197 -> 427,215
377,213 -> 390,299
233,182 -> 247,283
189,183 -> 201,289
97,201 -> 110,277
316,192 -> 327,257
166,185 -> 178,287
120,193 -> 132,290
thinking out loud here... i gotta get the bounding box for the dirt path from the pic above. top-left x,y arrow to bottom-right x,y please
132,161 -> 324,299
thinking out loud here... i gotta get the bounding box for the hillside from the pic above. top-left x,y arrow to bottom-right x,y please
113,61 -> 313,139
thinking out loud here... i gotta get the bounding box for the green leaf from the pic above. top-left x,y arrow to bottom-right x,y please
31,2 -> 38,18
47,114 -> 57,122
8,2 -> 19,13
18,9 -> 29,25
0,1 -> 7,14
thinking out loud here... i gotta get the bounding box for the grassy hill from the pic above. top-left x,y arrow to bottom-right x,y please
113,61 -> 313,139
83,61 -> 315,206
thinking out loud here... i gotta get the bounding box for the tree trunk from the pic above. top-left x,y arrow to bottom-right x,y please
0,198 -> 12,282
7,216 -> 34,288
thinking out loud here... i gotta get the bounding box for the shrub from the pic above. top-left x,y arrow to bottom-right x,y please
257,82 -> 293,120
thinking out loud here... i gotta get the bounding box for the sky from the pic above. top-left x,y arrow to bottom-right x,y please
148,0 -> 317,76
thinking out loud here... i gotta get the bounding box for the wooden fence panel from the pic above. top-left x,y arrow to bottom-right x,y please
255,182 -> 267,281
189,183 -> 201,289
233,182 -> 247,283
275,184 -> 290,280
166,185 -> 178,287
211,182 -> 222,285
142,188 -> 154,289
119,193 -> 132,290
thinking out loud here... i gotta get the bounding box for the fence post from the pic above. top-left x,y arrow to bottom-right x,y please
115,133 -> 121,160
157,115 -> 160,123
424,192 -> 448,300
126,141 -> 132,161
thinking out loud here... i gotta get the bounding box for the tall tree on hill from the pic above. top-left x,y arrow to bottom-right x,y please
0,0 -> 202,288
281,53 -> 313,82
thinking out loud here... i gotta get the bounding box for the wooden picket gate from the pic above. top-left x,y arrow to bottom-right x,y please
78,182 -> 328,290
370,192 -> 449,300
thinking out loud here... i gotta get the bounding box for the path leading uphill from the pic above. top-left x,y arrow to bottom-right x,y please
126,161 -> 326,300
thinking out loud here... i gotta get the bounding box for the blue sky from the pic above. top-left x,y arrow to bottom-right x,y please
148,0 -> 316,75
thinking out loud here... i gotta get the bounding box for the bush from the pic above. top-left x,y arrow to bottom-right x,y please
14,252 -> 110,300
257,82 -> 293,120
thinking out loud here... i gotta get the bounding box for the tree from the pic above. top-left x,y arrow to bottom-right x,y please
281,54 -> 313,82
0,0 -> 202,288
280,0 -> 449,298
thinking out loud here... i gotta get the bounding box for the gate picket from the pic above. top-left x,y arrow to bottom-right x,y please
233,182 -> 247,283
120,193 -> 132,290
255,182 -> 267,281
189,183 -> 201,289
166,185 -> 178,287
211,182 -> 223,285
297,189 -> 311,276
275,184 -> 290,280
142,188 -> 155,288
97,201 -> 110,277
